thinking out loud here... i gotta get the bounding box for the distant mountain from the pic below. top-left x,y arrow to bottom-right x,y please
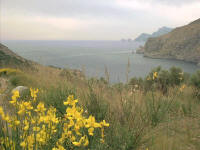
134,27 -> 173,42
134,33 -> 151,42
143,18 -> 200,65
0,43 -> 32,68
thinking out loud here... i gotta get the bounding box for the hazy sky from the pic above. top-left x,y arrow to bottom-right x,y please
1,0 -> 200,40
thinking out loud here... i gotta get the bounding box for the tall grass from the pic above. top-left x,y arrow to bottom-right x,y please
0,66 -> 200,150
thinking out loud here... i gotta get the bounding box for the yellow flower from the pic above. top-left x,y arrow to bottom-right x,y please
24,102 -> 33,110
17,103 -> 26,115
30,88 -> 38,101
9,100 -> 16,104
100,138 -> 104,143
63,95 -> 78,106
83,136 -> 89,146
35,102 -> 46,112
72,136 -> 88,147
20,141 -> 26,148
88,127 -> 94,136
72,141 -> 81,146
68,119 -> 74,128
1,93 -> 109,150
0,106 -> 4,115
10,90 -> 20,105
153,72 -> 158,80
24,125 -> 29,131
85,116 -> 101,128
31,118 -> 36,124
100,120 -> 109,127
33,126 -> 40,132
70,135 -> 76,141
12,90 -> 20,98
14,120 -> 20,126
4,115 -> 11,122
53,145 -> 66,150
180,84 -> 186,92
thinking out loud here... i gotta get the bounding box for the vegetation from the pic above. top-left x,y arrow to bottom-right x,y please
0,89 -> 109,150
0,65 -> 200,150
0,44 -> 32,68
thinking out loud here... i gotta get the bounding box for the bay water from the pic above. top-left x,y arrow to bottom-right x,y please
2,40 -> 200,83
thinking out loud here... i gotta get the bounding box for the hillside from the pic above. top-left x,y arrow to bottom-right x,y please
134,27 -> 173,42
0,43 -> 32,68
144,18 -> 200,65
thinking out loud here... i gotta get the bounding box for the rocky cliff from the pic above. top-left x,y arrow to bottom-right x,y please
144,18 -> 200,65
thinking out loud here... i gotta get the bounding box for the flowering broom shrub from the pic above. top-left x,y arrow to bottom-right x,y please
0,68 -> 22,77
0,88 -> 109,150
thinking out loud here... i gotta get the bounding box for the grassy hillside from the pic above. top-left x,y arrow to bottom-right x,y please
0,43 -> 33,68
144,18 -> 200,65
0,45 -> 200,150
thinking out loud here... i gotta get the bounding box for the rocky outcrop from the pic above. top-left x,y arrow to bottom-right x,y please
12,86 -> 29,94
136,46 -> 145,54
144,18 -> 200,64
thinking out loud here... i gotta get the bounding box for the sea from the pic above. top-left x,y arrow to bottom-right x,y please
2,40 -> 200,83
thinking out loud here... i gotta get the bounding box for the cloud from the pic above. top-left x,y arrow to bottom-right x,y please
1,0 -> 126,18
119,0 -> 199,6
1,14 -> 142,40
1,0 -> 200,40
117,0 -> 200,25
151,0 -> 199,5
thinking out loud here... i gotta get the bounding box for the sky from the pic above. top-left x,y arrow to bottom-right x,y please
1,0 -> 200,40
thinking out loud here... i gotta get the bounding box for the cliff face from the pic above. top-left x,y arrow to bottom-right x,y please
144,18 -> 200,64
0,43 -> 32,67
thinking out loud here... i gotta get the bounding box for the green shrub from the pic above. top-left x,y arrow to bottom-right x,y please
9,74 -> 32,87
155,70 -> 170,94
169,67 -> 183,86
190,70 -> 200,97
143,67 -> 185,94
145,93 -> 173,127
40,85 -> 77,116
86,86 -> 108,122
129,77 -> 144,90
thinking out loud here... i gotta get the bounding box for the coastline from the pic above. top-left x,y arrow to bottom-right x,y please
142,53 -> 200,66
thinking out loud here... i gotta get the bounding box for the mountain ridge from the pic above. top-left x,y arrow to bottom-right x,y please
134,26 -> 173,42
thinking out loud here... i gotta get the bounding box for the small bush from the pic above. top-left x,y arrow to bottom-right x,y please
169,67 -> 184,86
143,66 -> 185,94
40,85 -> 76,116
86,86 -> 108,122
145,94 -> 173,127
190,70 -> 200,98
